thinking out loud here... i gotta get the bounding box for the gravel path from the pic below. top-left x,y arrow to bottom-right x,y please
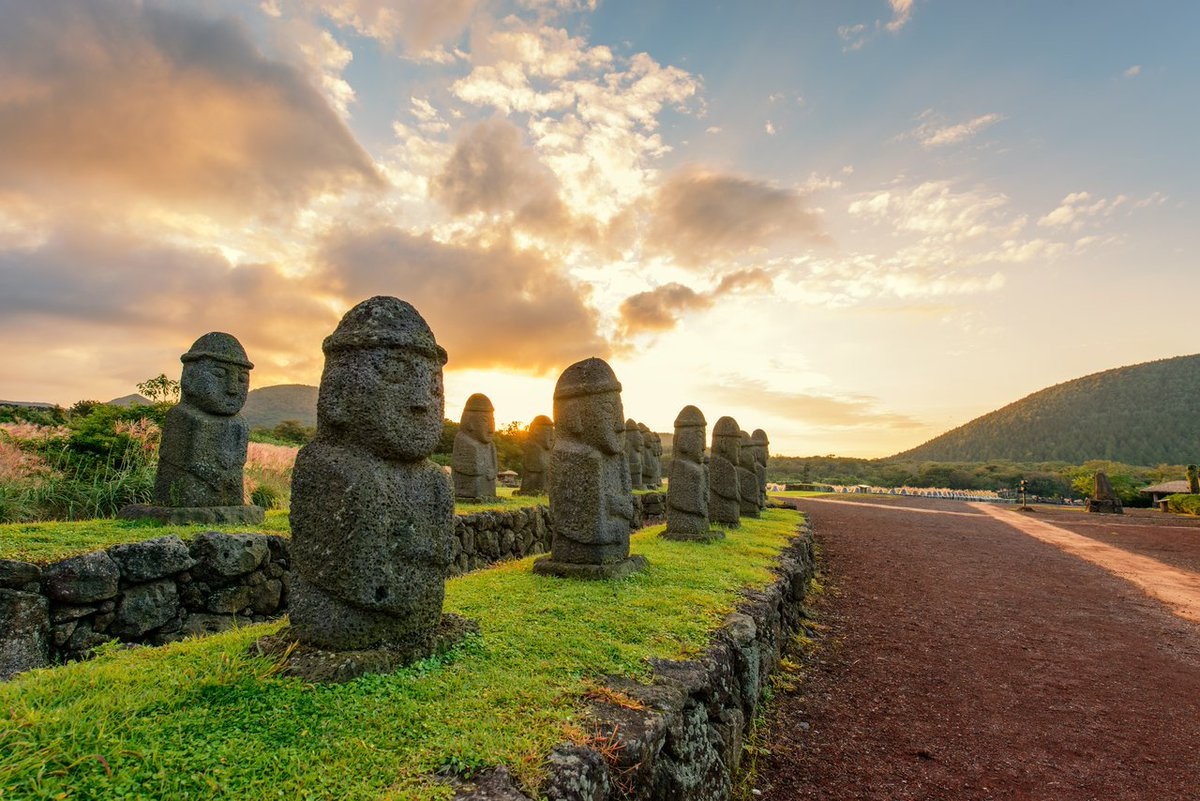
755,497 -> 1200,800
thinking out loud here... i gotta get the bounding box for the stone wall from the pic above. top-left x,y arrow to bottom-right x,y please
449,506 -> 553,576
633,490 -> 667,528
458,522 -> 818,801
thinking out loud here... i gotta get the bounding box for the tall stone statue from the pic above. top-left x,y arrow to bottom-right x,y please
737,430 -> 761,519
639,423 -> 663,490
277,296 -> 473,678
517,415 -> 554,496
663,406 -> 716,541
625,419 -> 645,490
709,416 -> 742,527
121,332 -> 263,525
452,393 -> 498,500
1085,471 -> 1124,515
751,429 -> 770,511
534,358 -> 647,580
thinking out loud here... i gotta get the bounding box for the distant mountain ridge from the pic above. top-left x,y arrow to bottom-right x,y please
243,384 -> 318,429
894,354 -> 1200,465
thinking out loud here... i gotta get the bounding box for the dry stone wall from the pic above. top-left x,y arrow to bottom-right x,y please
1,492 -> 672,681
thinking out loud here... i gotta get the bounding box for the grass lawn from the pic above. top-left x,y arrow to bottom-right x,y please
0,490 -> 549,564
0,509 -> 803,800
769,490 -> 833,498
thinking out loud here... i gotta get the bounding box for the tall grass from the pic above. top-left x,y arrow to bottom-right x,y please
244,442 -> 297,510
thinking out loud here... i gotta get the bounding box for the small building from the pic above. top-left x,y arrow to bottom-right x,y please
497,469 -> 519,488
1139,480 -> 1190,509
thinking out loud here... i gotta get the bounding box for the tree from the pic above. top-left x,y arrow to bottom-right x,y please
137,374 -> 180,405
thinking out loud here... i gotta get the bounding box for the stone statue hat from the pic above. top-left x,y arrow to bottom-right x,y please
712,416 -> 741,437
674,405 -> 706,428
751,429 -> 769,445
181,332 -> 254,369
554,357 -> 622,399
625,418 -> 639,431
322,296 -> 448,364
464,393 -> 494,413
530,414 -> 553,429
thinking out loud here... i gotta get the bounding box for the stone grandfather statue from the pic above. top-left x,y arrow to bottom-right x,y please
452,393 -> 498,501
708,416 -> 741,528
517,415 -> 554,496
737,430 -> 761,519
639,423 -> 663,490
663,405 -> 717,541
534,358 -> 646,580
275,296 -> 473,678
1085,471 -> 1124,515
751,429 -> 770,511
625,419 -> 645,491
121,332 -> 263,525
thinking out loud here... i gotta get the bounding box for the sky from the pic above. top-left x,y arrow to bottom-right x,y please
1,0 -> 1197,458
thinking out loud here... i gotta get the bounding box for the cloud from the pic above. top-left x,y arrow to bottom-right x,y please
765,121 -> 777,136
646,167 -> 826,267
618,267 -> 774,336
316,226 -> 609,372
0,0 -> 380,220
0,226 -> 338,380
908,111 -> 1005,148
1037,191 -> 1139,230
430,117 -> 578,236
1124,64 -> 1142,78
885,0 -> 914,32
305,0 -> 479,54
708,379 -> 924,430
848,180 -> 1016,241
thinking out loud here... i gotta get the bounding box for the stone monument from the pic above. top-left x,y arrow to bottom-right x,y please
120,332 -> 263,525
751,429 -> 770,511
639,423 -> 663,490
625,419 -> 645,490
452,393 -> 499,500
1085,472 -> 1124,515
708,416 -> 742,527
517,415 -> 554,496
663,406 -> 717,541
257,296 -> 475,681
534,358 -> 647,580
737,431 -> 761,518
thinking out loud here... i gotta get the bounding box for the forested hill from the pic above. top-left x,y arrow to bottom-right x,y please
894,354 -> 1200,465
243,384 -> 318,429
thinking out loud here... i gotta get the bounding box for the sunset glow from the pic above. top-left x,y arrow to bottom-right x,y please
1,0 -> 1196,456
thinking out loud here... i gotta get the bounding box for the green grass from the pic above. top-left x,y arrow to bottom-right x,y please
0,490 -> 549,563
768,490 -> 833,498
0,509 -> 802,800
0,511 -> 292,564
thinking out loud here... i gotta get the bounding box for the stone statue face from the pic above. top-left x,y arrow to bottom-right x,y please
566,391 -> 624,456
675,426 -> 705,462
320,347 -> 444,461
532,421 -> 554,449
462,409 -> 495,444
181,357 -> 249,416
713,434 -> 740,464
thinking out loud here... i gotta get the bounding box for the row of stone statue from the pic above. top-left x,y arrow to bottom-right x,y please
665,410 -> 770,542
133,296 -> 774,673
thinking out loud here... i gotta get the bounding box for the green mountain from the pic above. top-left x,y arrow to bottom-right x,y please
243,384 -> 318,429
894,354 -> 1200,465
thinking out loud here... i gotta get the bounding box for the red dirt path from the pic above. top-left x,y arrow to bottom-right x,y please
755,497 -> 1200,800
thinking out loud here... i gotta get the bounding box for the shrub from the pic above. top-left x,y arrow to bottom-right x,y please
1166,493 -> 1200,515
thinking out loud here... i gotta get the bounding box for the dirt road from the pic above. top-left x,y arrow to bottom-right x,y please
755,497 -> 1200,800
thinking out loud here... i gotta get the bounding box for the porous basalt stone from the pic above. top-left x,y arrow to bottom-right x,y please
624,419 -> 645,491
751,429 -> 769,511
639,423 -> 663,491
0,589 -> 49,680
736,431 -> 760,519
0,559 -> 41,590
108,536 -> 196,582
119,505 -> 264,526
453,393 -> 499,501
190,531 -> 270,581
250,614 -> 479,683
708,417 -> 741,528
535,358 -> 645,580
664,405 -> 718,542
1086,471 -> 1124,514
517,415 -> 554,496
111,579 -> 179,638
287,296 -> 459,658
42,551 -> 120,604
124,332 -> 261,525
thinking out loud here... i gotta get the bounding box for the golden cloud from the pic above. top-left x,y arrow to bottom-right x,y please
0,1 -> 380,219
